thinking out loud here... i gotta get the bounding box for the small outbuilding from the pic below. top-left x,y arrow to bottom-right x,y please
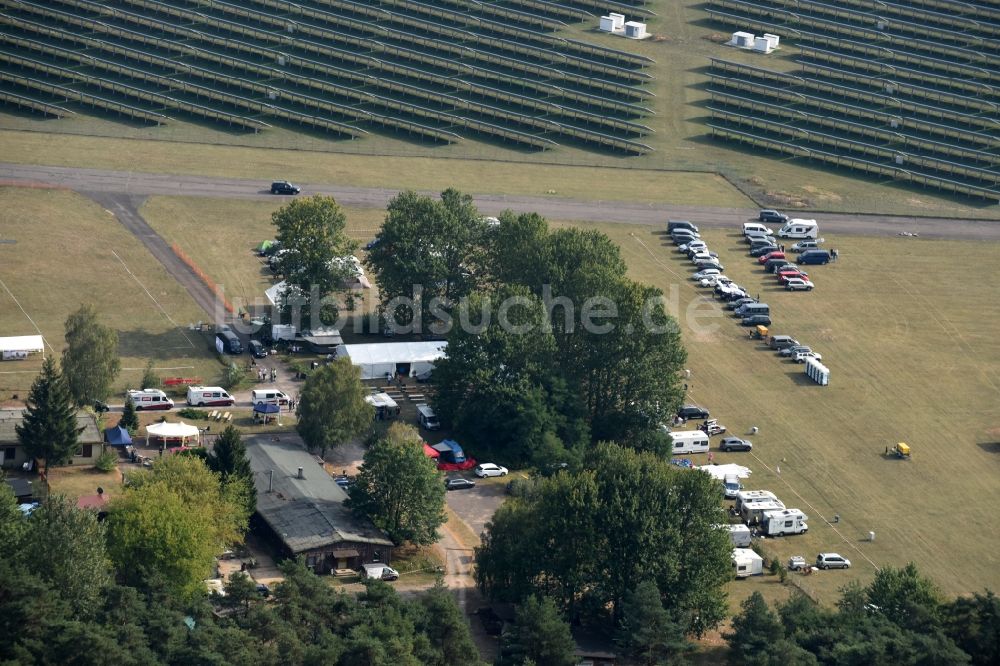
0,335 -> 44,361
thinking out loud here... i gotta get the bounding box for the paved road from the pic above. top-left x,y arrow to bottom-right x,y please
3,163 -> 999,240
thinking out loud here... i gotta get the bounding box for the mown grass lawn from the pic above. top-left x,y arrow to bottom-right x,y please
0,188 -> 223,398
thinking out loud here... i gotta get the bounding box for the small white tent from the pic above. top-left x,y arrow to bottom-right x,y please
0,335 -> 44,360
697,463 -> 752,480
337,342 -> 447,380
145,421 -> 202,447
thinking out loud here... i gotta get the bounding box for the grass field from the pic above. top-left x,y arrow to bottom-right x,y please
0,187 -> 224,396
548,220 -> 1000,599
1,4 -> 998,218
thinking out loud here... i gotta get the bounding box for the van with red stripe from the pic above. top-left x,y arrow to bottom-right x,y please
186,386 -> 235,407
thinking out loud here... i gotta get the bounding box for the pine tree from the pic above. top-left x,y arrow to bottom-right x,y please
16,356 -> 81,476
119,396 -> 139,435
207,425 -> 256,515
616,580 -> 692,665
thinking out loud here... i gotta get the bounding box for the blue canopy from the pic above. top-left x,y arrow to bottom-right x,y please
253,403 -> 280,414
104,425 -> 132,446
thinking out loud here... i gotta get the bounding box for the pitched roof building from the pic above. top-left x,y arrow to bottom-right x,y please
0,408 -> 104,470
245,434 -> 393,574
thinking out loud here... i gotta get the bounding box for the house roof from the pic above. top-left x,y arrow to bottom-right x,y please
4,477 -> 33,498
245,435 -> 393,553
0,409 -> 101,444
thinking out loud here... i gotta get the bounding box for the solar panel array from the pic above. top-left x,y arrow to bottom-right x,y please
0,0 -> 657,152
707,0 -> 999,200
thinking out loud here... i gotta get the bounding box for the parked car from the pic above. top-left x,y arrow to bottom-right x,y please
777,267 -> 809,281
750,245 -> 778,257
741,314 -> 772,326
720,437 -> 753,452
816,553 -> 851,569
720,289 -> 749,301
780,345 -> 811,357
766,261 -> 795,274
668,220 -> 699,233
679,240 -> 706,253
671,230 -> 699,243
759,209 -> 789,223
758,251 -> 786,264
364,238 -> 380,250
785,278 -> 815,291
692,268 -> 721,281
701,275 -> 732,288
248,340 -> 268,358
693,258 -> 724,269
790,239 -> 824,253
474,463 -> 509,478
677,404 -> 710,420
445,478 -> 477,491
769,335 -> 799,350
270,180 -> 300,195
797,250 -> 831,265
690,251 -> 719,263
795,350 -> 823,363
728,297 -> 757,310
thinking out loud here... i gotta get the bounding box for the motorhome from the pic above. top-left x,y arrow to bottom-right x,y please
669,430 -> 710,454
741,499 -> 786,525
250,389 -> 289,406
416,404 -> 441,430
126,388 -> 174,411
735,490 -> 777,512
778,219 -> 819,239
186,386 -> 235,407
761,509 -> 809,536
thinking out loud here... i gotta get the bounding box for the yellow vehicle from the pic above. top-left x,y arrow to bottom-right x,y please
751,325 -> 769,340
892,442 -> 911,459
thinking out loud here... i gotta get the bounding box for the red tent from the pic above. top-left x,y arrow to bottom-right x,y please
422,443 -> 440,459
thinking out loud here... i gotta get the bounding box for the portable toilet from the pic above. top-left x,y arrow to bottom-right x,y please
732,31 -> 755,48
600,15 -> 615,32
609,13 -> 625,30
805,357 -> 830,386
763,33 -> 780,49
624,21 -> 647,39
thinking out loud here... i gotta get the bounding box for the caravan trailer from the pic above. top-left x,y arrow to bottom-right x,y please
741,499 -> 786,526
735,490 -> 777,513
670,430 -> 710,455
761,509 -> 808,536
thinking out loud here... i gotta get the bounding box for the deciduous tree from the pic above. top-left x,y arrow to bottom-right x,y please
296,358 -> 374,456
16,356 -> 81,476
61,304 -> 121,405
346,429 -> 445,546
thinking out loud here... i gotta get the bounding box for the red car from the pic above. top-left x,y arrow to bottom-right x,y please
778,268 -> 809,283
758,251 -> 786,264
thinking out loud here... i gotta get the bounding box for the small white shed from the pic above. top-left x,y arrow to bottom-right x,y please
599,13 -> 625,32
624,21 -> 647,39
731,31 -> 755,48
732,548 -> 764,577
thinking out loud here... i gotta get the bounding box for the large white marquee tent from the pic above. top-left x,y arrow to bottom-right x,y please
336,342 -> 447,380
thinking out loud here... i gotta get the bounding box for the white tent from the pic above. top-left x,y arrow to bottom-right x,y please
696,464 -> 752,480
0,335 -> 44,360
732,548 -> 764,577
337,342 -> 447,380
145,421 -> 202,446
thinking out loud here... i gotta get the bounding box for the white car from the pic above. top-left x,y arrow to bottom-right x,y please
790,239 -> 824,253
785,278 -> 815,291
678,240 -> 707,253
795,350 -> 823,363
692,268 -> 721,281
689,251 -> 718,264
700,275 -> 731,288
474,463 -> 508,478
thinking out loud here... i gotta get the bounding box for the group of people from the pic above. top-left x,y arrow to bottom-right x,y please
257,367 -> 277,382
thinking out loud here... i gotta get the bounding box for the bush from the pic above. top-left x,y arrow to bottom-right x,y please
177,408 -> 210,420
221,362 -> 244,390
95,449 -> 118,472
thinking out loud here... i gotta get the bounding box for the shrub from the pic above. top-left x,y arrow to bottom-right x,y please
221,362 -> 244,390
95,449 -> 118,472
177,408 -> 210,421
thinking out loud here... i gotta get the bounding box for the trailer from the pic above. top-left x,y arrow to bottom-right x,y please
670,430 -> 711,455
735,490 -> 777,513
741,499 -> 786,526
732,548 -> 764,577
761,509 -> 808,536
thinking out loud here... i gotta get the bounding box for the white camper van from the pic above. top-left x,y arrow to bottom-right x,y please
250,389 -> 289,406
761,509 -> 808,536
670,430 -> 710,455
416,404 -> 440,430
777,219 -> 819,239
186,386 -> 235,407
741,499 -> 786,525
126,388 -> 174,411
735,490 -> 777,512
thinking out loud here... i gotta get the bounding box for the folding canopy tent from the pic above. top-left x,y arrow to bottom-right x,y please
145,421 -> 201,447
103,425 -> 132,446
253,402 -> 282,425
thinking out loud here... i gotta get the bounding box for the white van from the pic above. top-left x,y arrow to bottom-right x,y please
670,430 -> 710,454
761,509 -> 808,536
361,563 -> 399,581
126,388 -> 174,411
777,219 -> 818,239
743,222 -> 773,237
186,386 -> 235,407
416,404 -> 440,430
251,389 -> 289,406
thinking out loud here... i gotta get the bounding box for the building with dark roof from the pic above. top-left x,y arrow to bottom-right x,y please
0,408 -> 104,470
244,434 -> 393,574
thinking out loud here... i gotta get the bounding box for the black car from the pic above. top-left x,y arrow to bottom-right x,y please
270,180 -> 300,195
741,314 -> 772,326
728,297 -> 757,310
759,209 -> 789,223
445,478 -> 476,491
677,404 -> 710,420
750,245 -> 777,257
248,340 -> 268,358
